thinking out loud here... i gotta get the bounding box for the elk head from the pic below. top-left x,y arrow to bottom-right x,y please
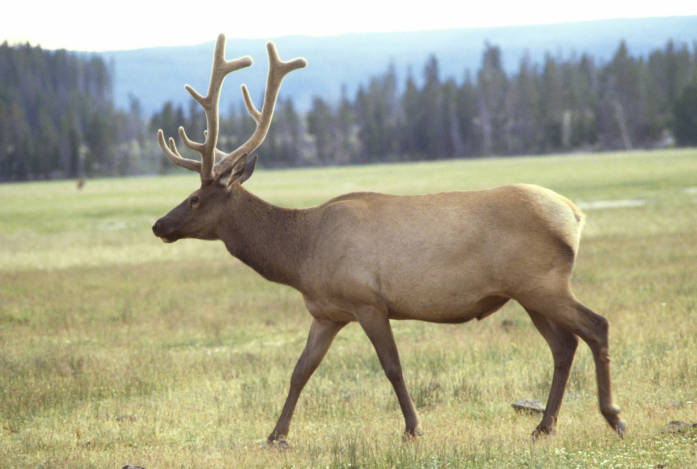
152,34 -> 306,243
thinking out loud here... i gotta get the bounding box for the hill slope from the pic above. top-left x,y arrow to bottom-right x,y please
101,16 -> 697,115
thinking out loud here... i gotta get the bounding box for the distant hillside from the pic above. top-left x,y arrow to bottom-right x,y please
101,16 -> 697,116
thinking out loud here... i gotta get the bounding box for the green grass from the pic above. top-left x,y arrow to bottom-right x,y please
1,148 -> 696,468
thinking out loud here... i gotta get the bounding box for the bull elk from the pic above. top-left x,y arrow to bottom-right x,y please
152,34 -> 626,443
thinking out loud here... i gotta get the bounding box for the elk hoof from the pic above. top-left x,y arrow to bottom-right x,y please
266,430 -> 290,449
265,438 -> 289,450
531,424 -> 554,442
601,406 -> 626,437
403,427 -> 423,441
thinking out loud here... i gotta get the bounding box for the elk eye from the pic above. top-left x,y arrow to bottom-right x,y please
189,196 -> 200,207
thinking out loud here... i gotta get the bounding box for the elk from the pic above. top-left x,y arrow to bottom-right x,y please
152,34 -> 626,444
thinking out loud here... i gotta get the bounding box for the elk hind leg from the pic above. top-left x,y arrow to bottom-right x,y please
526,309 -> 578,439
572,301 -> 626,436
522,295 -> 626,436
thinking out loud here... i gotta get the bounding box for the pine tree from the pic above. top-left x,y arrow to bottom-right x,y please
421,55 -> 445,158
401,69 -> 422,158
307,96 -> 336,164
456,71 -> 480,156
477,43 -> 508,155
672,82 -> 697,145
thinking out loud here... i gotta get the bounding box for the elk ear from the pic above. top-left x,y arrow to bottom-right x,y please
217,154 -> 257,189
238,154 -> 257,184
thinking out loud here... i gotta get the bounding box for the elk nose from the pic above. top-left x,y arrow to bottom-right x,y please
152,220 -> 163,236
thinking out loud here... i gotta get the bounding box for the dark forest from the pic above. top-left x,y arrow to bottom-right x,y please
1,39 -> 696,181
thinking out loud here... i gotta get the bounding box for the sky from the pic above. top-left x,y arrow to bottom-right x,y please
3,0 -> 697,51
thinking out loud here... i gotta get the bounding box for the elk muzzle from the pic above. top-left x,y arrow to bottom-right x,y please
152,218 -> 179,243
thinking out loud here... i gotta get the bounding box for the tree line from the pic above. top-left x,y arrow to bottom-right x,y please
1,39 -> 696,180
290,39 -> 697,166
0,42 -> 148,180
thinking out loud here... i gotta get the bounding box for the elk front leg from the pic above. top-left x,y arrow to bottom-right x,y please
356,310 -> 421,438
268,318 -> 346,443
526,309 -> 578,439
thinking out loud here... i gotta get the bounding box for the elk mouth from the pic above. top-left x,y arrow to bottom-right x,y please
155,229 -> 181,243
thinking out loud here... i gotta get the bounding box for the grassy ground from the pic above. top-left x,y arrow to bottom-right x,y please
1,149 -> 696,468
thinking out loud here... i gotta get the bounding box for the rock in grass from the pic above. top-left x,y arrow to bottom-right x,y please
512,399 -> 545,414
121,466 -> 145,469
662,421 -> 697,433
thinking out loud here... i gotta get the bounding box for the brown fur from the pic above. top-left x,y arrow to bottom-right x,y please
152,37 -> 625,443
153,181 -> 626,441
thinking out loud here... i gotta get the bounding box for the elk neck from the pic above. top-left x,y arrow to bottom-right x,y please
218,186 -> 311,289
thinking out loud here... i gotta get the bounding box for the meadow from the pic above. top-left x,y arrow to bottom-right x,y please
1,148 -> 696,468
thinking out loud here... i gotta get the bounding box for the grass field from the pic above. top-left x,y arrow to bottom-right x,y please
1,149 -> 696,468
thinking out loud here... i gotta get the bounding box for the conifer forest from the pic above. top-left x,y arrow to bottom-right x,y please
1,39 -> 696,181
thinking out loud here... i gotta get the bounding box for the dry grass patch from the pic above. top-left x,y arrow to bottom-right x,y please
2,148 -> 696,467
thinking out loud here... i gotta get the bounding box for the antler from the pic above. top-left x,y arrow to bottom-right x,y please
157,35 -> 306,183
157,34 -> 252,182
213,42 -> 307,176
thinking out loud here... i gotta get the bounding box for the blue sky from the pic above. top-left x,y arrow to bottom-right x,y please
3,0 -> 697,51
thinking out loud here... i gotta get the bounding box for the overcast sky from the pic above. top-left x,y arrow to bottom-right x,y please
3,0 -> 697,51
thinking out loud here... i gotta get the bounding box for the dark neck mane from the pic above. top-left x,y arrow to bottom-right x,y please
218,187 -> 310,289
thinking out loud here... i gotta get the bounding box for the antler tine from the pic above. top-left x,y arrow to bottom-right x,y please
158,33 -> 253,182
214,41 -> 306,176
157,129 -> 202,172
241,85 -> 262,123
